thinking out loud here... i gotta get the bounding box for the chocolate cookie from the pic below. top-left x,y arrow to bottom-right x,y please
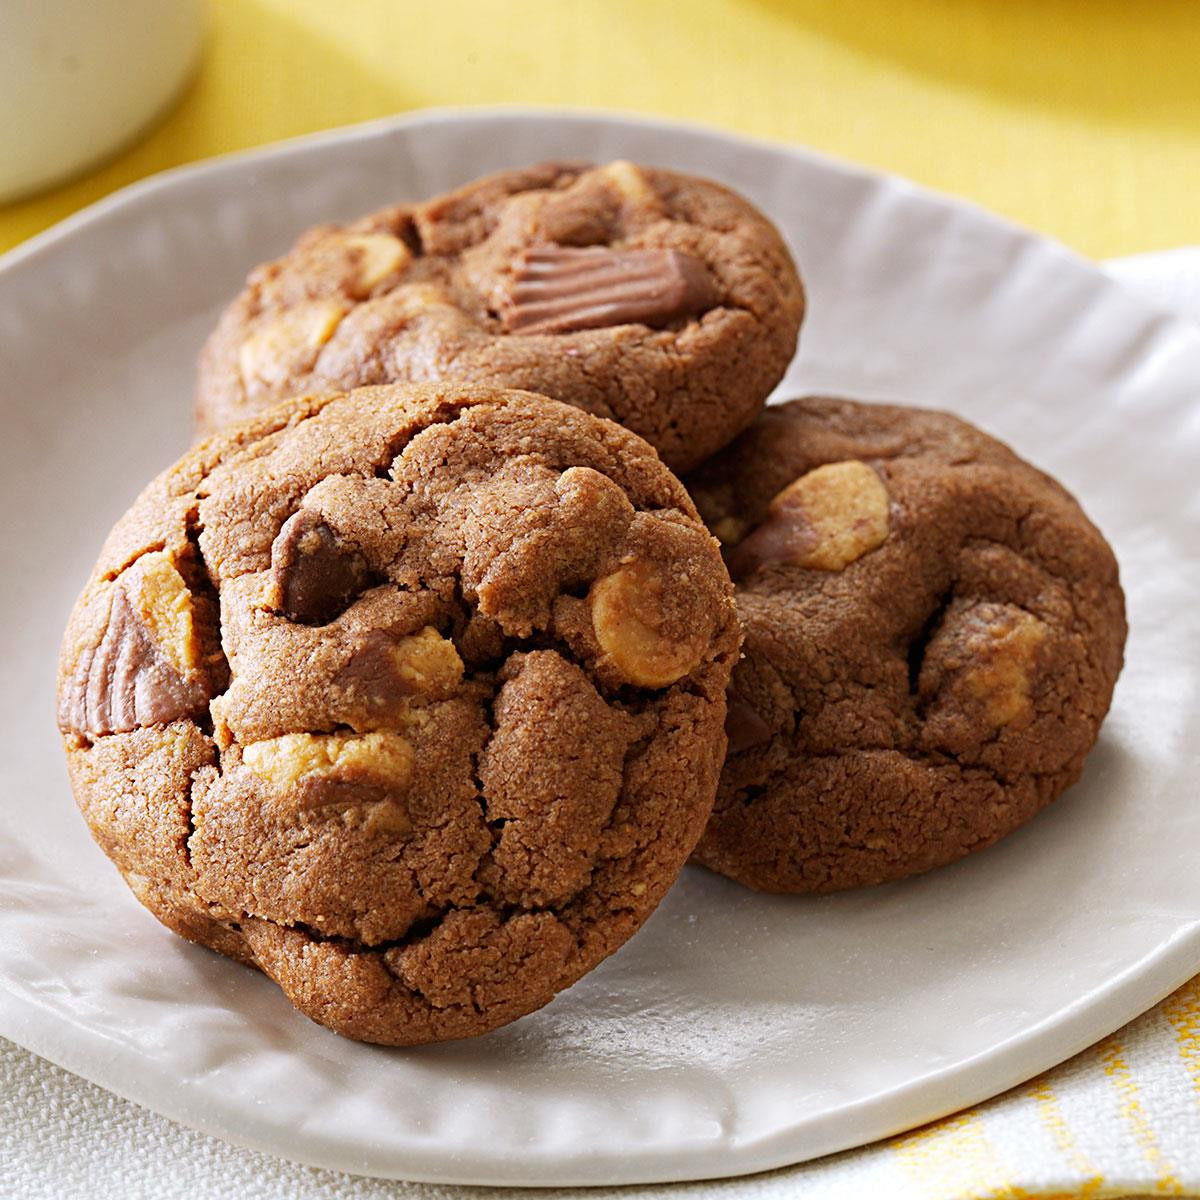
687,397 -> 1126,893
58,383 -> 740,1044
195,160 -> 805,472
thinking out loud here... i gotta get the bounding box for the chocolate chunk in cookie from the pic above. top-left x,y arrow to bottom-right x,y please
195,160 -> 804,472
269,508 -> 372,624
687,397 -> 1126,893
58,383 -> 740,1044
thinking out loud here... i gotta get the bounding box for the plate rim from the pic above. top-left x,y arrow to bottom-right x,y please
2,105 -> 1199,1187
8,920 -> 1200,1186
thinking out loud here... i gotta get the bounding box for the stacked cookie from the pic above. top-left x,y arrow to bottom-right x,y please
56,161 -> 1125,1046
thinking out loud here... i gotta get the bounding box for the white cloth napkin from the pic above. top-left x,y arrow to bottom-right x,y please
3,252 -> 1198,1200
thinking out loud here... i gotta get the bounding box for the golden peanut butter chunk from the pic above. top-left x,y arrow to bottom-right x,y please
730,460 -> 890,576
589,558 -> 706,688
598,160 -> 663,211
238,299 -> 349,389
960,606 -> 1050,727
343,233 -> 412,294
389,283 -> 460,319
385,626 -> 464,696
127,552 -> 200,675
242,730 -> 414,791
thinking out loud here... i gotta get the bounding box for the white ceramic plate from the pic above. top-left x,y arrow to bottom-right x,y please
1,110 -> 1199,1187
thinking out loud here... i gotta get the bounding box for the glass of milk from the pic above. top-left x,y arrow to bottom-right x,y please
0,0 -> 207,203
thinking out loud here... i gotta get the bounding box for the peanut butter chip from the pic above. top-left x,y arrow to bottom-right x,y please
238,299 -> 348,389
343,233 -> 412,294
729,460 -> 890,577
598,160 -> 663,211
242,730 -> 414,791
959,606 -> 1050,727
389,283 -> 458,317
130,553 -> 200,675
589,559 -> 705,688
384,626 -> 464,695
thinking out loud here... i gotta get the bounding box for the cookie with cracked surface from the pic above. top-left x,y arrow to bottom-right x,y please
57,383 -> 740,1044
194,160 -> 805,473
686,397 -> 1126,893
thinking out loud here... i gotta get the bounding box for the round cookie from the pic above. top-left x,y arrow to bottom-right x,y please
687,397 -> 1126,893
57,383 -> 740,1044
195,160 -> 805,473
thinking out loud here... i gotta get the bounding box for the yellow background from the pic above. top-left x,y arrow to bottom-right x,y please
2,0 -> 1199,259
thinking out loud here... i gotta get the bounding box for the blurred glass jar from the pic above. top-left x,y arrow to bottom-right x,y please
0,0 -> 207,203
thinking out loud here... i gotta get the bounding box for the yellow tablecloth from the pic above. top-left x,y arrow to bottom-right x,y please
2,0 -> 1200,259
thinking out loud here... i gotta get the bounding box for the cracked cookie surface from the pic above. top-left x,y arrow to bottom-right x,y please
57,383 -> 740,1044
194,160 -> 805,473
687,397 -> 1126,893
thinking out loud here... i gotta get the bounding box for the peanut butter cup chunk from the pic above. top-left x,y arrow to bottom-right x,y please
501,245 -> 718,336
196,160 -> 805,472
58,382 -> 740,1044
687,397 -> 1126,893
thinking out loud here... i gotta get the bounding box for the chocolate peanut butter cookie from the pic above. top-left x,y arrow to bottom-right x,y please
688,397 -> 1126,893
195,160 -> 805,472
58,383 -> 740,1044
